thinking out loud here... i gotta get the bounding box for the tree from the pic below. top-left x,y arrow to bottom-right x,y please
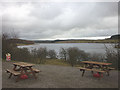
12,48 -> 31,62
2,32 -> 17,59
59,48 -> 67,61
67,47 -> 80,67
88,53 -> 105,62
104,44 -> 119,69
36,47 -> 47,64
48,50 -> 57,59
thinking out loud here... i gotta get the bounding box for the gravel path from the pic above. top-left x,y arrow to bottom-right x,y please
2,61 -> 118,88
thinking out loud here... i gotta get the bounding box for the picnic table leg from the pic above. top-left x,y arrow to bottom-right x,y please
98,72 -> 101,80
106,71 -> 109,76
16,75 -> 21,82
29,67 -> 37,79
91,71 -> 94,74
13,65 -> 17,71
23,67 -> 29,76
15,67 -> 24,82
8,73 -> 12,79
99,72 -> 103,80
24,70 -> 29,76
82,70 -> 85,77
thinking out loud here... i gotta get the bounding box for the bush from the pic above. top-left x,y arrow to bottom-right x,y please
66,47 -> 89,67
105,45 -> 118,69
11,48 -> 31,62
48,50 -> 57,59
88,53 -> 106,62
31,48 -> 38,58
2,33 -> 17,59
59,48 -> 67,61
36,47 -> 47,64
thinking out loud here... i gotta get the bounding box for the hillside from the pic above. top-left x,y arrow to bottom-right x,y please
54,39 -> 119,43
109,34 -> 120,40
9,38 -> 34,45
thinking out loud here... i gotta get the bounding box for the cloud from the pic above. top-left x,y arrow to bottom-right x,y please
1,2 -> 118,40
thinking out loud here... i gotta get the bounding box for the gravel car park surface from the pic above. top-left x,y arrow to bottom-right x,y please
2,61 -> 118,88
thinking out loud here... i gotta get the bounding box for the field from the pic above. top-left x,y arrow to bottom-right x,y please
55,39 -> 119,43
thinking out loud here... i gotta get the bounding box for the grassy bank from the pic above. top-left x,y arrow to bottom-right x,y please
44,59 -> 82,67
56,39 -> 119,43
45,59 -> 71,66
16,43 -> 34,46
2,59 -> 82,67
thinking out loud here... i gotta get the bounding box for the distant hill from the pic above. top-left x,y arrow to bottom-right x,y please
34,40 -> 55,43
9,39 -> 34,45
109,34 -> 120,40
32,34 -> 120,43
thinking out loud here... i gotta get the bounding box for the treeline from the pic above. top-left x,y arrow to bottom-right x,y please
34,39 -> 119,44
2,32 -> 119,69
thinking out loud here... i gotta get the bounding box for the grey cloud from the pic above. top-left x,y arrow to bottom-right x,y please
2,2 -> 118,40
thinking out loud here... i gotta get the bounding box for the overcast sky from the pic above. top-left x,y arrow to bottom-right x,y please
1,1 -> 118,40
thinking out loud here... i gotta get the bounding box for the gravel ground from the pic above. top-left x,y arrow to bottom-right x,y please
2,61 -> 118,88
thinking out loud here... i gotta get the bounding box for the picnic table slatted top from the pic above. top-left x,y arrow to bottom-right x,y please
13,62 -> 35,67
81,61 -> 112,66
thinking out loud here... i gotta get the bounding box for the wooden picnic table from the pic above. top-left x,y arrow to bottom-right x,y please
78,61 -> 114,78
6,62 -> 40,82
13,62 -> 35,67
81,61 -> 112,66
81,61 -> 112,70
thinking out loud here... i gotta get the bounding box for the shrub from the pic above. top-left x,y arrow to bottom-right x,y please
31,48 -> 38,58
59,48 -> 67,61
48,50 -> 57,59
2,33 -> 17,59
11,48 -> 31,62
105,45 -> 119,69
66,47 -> 89,67
88,53 -> 106,62
36,47 -> 47,64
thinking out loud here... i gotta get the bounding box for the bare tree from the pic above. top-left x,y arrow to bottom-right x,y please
48,50 -> 57,59
89,53 -> 105,62
2,31 -> 19,59
59,48 -> 67,61
2,32 -> 14,59
104,44 -> 118,69
67,47 -> 78,67
36,47 -> 47,64
10,29 -> 19,39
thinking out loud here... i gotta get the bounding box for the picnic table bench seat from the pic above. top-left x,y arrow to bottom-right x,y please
78,67 -> 106,73
108,67 -> 115,70
6,69 -> 21,76
32,68 -> 40,73
15,67 -> 41,73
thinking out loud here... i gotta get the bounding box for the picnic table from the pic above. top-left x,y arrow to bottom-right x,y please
6,62 -> 40,82
78,61 -> 115,78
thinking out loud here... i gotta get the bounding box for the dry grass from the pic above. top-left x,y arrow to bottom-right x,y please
45,59 -> 71,66
56,39 -> 119,43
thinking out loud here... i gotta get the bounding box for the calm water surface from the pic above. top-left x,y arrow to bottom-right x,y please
18,43 -> 116,55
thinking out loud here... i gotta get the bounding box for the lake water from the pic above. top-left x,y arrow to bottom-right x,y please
18,43 -> 116,55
